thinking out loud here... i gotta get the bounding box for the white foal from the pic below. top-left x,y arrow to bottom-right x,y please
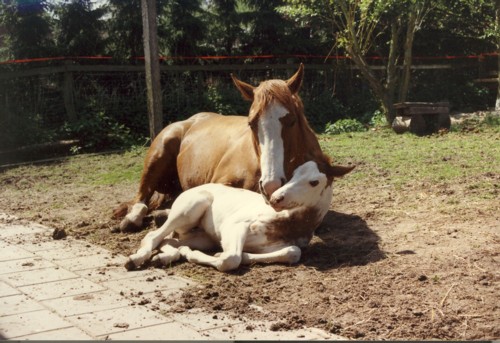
125,161 -> 353,272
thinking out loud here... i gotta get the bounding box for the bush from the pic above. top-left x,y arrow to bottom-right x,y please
324,118 -> 366,135
60,111 -> 137,152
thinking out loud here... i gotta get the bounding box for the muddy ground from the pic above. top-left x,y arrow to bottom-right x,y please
0,128 -> 499,340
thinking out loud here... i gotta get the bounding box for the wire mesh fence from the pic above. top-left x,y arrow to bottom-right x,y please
0,57 -> 496,155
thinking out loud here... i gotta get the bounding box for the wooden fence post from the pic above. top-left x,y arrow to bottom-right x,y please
63,61 -> 77,123
141,0 -> 163,140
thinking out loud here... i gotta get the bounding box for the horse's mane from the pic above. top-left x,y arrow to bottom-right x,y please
248,80 -> 302,124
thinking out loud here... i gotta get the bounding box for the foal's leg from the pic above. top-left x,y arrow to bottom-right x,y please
151,231 -> 218,267
241,246 -> 301,265
125,190 -> 213,270
179,223 -> 248,272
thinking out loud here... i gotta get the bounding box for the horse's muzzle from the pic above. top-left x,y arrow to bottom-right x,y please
259,178 -> 286,201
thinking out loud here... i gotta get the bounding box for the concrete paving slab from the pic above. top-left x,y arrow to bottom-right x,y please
171,309 -> 243,331
42,290 -> 132,317
0,294 -> 44,316
104,321 -> 205,340
0,309 -> 74,339
10,326 -> 94,340
0,216 -> 348,341
0,224 -> 47,239
0,281 -> 21,297
0,244 -> 35,261
64,306 -> 170,337
32,242 -> 111,261
0,256 -> 57,275
21,237 -> 79,252
78,265 -> 164,283
56,253 -> 127,271
102,274 -> 192,295
0,266 -> 79,287
20,277 -> 105,301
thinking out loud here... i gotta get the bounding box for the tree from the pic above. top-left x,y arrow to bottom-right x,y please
0,0 -> 54,59
160,0 -> 205,57
53,0 -> 107,56
107,0 -> 144,62
281,0 -> 432,123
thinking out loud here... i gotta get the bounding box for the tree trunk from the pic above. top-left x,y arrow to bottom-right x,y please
496,0 -> 500,110
399,10 -> 417,103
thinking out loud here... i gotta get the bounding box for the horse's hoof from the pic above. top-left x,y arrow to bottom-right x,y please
124,258 -> 138,271
110,226 -> 121,234
152,209 -> 169,227
119,219 -> 141,233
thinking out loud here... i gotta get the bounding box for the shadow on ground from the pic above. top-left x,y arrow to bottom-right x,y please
301,210 -> 385,270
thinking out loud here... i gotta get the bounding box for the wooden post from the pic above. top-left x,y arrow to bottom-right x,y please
63,61 -> 77,123
141,0 -> 163,140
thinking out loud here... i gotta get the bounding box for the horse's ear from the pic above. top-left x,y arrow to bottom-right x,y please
231,73 -> 255,101
286,63 -> 304,94
325,164 -> 355,178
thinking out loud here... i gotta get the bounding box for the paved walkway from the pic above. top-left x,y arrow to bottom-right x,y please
0,213 -> 345,340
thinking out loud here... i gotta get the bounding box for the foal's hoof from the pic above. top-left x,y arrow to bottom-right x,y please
124,258 -> 138,271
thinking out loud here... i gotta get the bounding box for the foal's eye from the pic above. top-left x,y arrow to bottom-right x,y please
309,180 -> 319,187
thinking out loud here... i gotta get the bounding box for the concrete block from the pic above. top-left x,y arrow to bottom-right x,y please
20,277 -> 105,301
0,281 -> 21,297
0,266 -> 79,287
0,309 -> 73,339
104,322 -> 205,340
13,326 -> 94,340
0,294 -> 44,316
0,256 -> 57,275
65,306 -> 169,336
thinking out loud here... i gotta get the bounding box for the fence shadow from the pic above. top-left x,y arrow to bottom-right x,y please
301,210 -> 385,270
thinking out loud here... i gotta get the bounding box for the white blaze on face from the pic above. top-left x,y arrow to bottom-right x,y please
257,101 -> 288,198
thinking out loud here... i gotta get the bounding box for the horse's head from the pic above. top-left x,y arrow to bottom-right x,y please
231,64 -> 305,201
269,160 -> 355,212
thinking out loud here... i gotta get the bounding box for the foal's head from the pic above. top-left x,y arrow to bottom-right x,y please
231,64 -> 305,200
268,160 -> 354,212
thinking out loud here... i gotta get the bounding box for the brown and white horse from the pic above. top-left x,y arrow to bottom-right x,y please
114,64 -> 349,232
125,160 -> 354,272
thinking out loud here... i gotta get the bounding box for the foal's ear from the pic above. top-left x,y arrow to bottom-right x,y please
286,63 -> 304,94
231,73 -> 255,101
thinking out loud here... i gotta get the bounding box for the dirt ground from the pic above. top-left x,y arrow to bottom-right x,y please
0,129 -> 499,340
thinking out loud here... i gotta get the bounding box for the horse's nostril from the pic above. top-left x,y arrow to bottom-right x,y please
275,195 -> 284,203
280,177 -> 286,186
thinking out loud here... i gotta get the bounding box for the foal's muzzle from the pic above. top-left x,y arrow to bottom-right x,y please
259,177 -> 286,201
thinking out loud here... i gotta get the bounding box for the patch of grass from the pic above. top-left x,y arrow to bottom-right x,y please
320,127 -> 500,188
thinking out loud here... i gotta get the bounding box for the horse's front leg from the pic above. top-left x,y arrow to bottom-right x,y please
241,245 -> 301,265
125,189 -> 213,270
116,124 -> 184,233
179,223 -> 248,272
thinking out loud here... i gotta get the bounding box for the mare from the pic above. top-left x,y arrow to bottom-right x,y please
113,64 -> 348,232
125,160 -> 354,272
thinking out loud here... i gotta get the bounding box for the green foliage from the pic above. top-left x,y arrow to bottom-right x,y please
60,112 -> 136,153
53,0 -> 107,56
324,118 -> 366,135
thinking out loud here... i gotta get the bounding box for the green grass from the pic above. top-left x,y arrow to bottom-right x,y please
1,125 -> 498,202
320,126 -> 500,189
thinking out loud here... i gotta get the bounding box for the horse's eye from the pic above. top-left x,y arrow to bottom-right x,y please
309,180 -> 319,187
